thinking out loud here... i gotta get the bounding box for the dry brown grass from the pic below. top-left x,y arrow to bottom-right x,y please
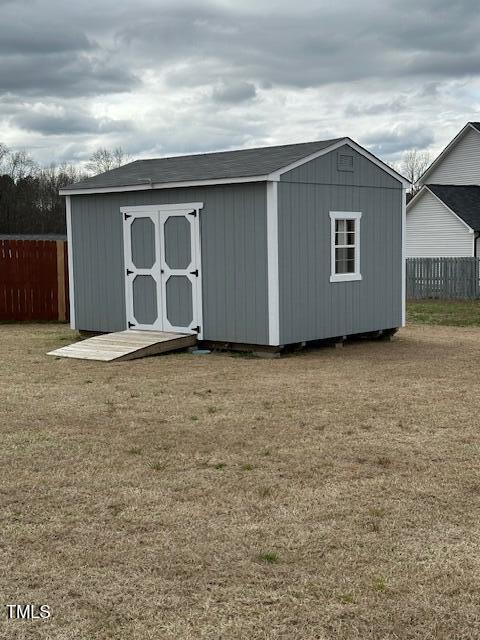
1,323 -> 480,639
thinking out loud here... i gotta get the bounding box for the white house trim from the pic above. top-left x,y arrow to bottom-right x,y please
329,211 -> 362,283
65,195 -> 76,329
60,175 -> 275,196
270,138 -> 410,188
419,123 -> 480,184
401,188 -> 406,326
266,181 -> 280,346
407,186 -> 474,234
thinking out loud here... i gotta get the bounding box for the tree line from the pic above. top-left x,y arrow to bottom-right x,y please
0,146 -> 130,235
0,142 -> 428,236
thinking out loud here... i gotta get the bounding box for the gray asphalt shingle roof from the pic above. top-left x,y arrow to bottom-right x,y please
428,184 -> 480,232
65,138 -> 344,190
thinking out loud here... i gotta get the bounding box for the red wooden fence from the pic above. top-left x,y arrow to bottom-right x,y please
0,239 -> 69,321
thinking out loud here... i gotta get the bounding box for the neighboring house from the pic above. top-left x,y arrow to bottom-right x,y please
406,122 -> 480,257
60,137 -> 408,349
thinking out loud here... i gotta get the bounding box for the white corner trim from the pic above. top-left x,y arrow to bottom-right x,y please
419,123 -> 480,184
329,211 -> 362,283
401,188 -> 406,327
266,181 -> 280,346
270,138 -> 410,188
65,195 -> 76,330
59,175 -> 271,196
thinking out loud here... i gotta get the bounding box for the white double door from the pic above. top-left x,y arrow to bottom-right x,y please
122,203 -> 203,337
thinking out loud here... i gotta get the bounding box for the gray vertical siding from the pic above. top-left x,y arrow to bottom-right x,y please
70,183 -> 268,343
133,275 -> 158,325
166,276 -> 193,327
278,146 -> 403,343
164,216 -> 191,269
131,217 -> 156,269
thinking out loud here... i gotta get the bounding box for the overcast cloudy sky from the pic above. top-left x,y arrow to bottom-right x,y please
1,0 -> 480,167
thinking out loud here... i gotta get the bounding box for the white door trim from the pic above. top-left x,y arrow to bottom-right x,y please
122,210 -> 163,330
158,209 -> 203,338
121,203 -> 204,336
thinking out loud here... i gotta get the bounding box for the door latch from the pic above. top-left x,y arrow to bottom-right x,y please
126,268 -> 134,275
190,269 -> 198,277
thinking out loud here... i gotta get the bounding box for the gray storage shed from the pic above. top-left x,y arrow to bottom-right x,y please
60,137 -> 409,349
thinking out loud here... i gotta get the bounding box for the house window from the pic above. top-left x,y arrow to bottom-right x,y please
329,211 -> 362,282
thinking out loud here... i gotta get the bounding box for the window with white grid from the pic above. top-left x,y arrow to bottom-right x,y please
329,211 -> 362,282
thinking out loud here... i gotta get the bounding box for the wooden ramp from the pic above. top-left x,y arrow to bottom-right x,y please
47,330 -> 196,362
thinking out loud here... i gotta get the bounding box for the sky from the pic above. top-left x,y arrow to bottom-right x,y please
1,0 -> 480,168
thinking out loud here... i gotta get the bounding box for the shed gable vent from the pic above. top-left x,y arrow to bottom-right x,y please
338,153 -> 354,172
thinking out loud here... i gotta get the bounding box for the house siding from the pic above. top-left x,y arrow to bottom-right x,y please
70,183 -> 269,343
425,128 -> 480,185
406,190 -> 473,258
278,147 -> 403,344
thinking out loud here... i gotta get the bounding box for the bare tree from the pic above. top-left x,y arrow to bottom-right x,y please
4,150 -> 38,180
0,142 -> 9,170
86,147 -> 131,174
399,149 -> 431,193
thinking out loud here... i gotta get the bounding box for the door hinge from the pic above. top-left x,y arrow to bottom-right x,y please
128,321 -> 136,328
190,269 -> 199,277
124,213 -> 132,220
188,210 -> 197,217
126,268 -> 134,275
192,325 -> 201,333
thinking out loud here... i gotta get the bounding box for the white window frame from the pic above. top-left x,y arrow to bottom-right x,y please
329,211 -> 362,283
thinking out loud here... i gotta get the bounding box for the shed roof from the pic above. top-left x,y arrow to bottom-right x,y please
65,139 -> 343,191
61,137 -> 408,194
428,184 -> 480,232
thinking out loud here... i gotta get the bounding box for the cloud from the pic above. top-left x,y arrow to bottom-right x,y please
11,105 -> 134,136
363,125 -> 435,156
1,0 -> 480,166
212,81 -> 257,103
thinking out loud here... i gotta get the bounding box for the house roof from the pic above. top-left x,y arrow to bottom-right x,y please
427,184 -> 480,232
419,122 -> 480,184
60,137 -> 409,194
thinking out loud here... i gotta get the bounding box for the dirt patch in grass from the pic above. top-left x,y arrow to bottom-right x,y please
408,299 -> 480,326
1,323 -> 480,639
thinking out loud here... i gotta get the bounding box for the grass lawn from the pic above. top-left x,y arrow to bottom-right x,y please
408,299 -> 480,326
1,323 -> 480,639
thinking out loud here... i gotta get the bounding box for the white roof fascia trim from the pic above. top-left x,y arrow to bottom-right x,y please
406,185 -> 427,211
419,123 -> 480,184
269,137 -> 410,188
267,139 -> 349,179
59,175 -> 273,195
424,186 -> 474,234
